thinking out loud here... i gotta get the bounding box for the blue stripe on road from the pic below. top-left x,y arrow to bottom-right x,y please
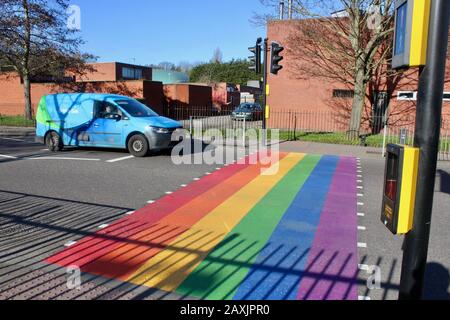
233,155 -> 340,300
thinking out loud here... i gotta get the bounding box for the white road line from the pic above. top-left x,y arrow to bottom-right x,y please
357,175 -> 363,178
106,155 -> 135,163
358,213 -> 365,217
165,191 -> 173,195
64,241 -> 77,247
358,296 -> 371,301
29,157 -> 101,161
0,137 -> 25,142
147,200 -> 155,204
358,264 -> 369,271
357,180 -> 363,183
180,184 -> 187,188
205,172 -> 211,175
358,202 -> 364,206
358,193 -> 364,197
193,178 -> 200,181
358,226 -> 367,231
357,170 -> 363,173
0,154 -> 17,159
98,224 -> 109,229
126,211 -> 135,215
357,186 -> 363,189
358,242 -> 368,248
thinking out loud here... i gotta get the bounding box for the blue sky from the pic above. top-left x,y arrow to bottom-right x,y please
71,0 -> 268,66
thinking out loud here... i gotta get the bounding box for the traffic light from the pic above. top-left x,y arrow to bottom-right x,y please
248,38 -> 262,74
270,42 -> 284,75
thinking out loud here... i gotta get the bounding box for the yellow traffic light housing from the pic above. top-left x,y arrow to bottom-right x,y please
392,0 -> 432,69
381,144 -> 420,235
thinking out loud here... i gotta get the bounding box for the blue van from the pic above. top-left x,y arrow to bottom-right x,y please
36,93 -> 183,157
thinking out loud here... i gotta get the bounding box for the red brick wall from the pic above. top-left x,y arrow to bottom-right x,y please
0,72 -> 163,116
163,84 -> 212,108
267,20 -> 450,126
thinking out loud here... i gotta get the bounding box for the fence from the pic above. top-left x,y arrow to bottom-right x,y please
167,106 -> 450,161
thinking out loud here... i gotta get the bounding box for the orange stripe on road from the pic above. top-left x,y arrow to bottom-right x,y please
82,153 -> 287,280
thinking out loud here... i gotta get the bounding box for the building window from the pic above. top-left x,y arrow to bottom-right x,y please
122,67 -> 142,80
397,91 -> 417,101
333,89 -> 354,98
444,92 -> 450,101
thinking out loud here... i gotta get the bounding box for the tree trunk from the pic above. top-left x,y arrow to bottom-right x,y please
348,69 -> 366,140
23,73 -> 33,120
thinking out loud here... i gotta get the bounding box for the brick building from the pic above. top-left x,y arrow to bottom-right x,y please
266,20 -> 450,131
0,62 -> 218,117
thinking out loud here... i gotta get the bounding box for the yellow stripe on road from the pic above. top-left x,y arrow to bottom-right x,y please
126,153 -> 305,292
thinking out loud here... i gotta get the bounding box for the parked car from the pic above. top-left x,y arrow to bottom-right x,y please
231,103 -> 263,121
35,93 -> 183,157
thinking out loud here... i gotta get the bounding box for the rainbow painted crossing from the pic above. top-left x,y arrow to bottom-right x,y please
46,152 -> 359,300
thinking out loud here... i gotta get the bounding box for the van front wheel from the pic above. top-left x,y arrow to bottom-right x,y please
45,131 -> 63,152
128,134 -> 149,157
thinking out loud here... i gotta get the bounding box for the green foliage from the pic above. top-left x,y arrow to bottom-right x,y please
189,59 -> 261,85
0,115 -> 35,127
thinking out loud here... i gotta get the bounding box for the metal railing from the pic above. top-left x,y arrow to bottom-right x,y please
167,106 -> 450,160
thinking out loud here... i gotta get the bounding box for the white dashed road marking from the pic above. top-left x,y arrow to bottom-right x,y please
358,296 -> 371,301
30,157 -> 101,161
106,155 -> 135,163
98,224 -> 109,229
358,226 -> 367,231
126,211 -> 135,215
358,213 -> 365,217
147,200 -> 155,204
64,241 -> 77,247
0,154 -> 17,159
0,137 -> 25,142
358,242 -> 368,248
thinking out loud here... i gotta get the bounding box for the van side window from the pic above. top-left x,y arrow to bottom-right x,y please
93,101 -> 122,119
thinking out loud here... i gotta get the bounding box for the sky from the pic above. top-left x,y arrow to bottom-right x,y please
71,0 -> 269,66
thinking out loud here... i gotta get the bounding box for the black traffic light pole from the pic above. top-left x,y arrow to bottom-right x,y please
262,38 -> 268,132
399,0 -> 450,300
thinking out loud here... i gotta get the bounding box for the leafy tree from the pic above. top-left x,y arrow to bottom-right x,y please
0,0 -> 93,119
190,59 -> 261,85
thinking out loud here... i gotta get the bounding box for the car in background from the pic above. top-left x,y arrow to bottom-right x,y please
35,93 -> 183,157
231,103 -> 263,121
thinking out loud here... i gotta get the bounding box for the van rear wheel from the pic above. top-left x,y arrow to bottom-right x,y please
128,134 -> 149,157
45,131 -> 63,152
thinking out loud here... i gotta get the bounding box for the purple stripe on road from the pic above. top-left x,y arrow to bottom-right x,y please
296,157 -> 358,300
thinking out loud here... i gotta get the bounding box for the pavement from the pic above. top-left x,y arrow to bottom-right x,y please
0,126 -> 35,137
0,136 -> 449,300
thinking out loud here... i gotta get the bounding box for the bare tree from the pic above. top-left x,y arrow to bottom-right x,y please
256,0 -> 398,139
211,47 -> 223,64
0,0 -> 92,119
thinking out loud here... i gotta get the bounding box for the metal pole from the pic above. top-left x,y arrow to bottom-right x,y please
262,38 -> 269,145
243,117 -> 246,147
382,123 -> 388,157
399,0 -> 450,300
279,1 -> 285,20
288,0 -> 293,20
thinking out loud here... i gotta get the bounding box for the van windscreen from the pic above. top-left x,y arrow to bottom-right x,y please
115,99 -> 158,117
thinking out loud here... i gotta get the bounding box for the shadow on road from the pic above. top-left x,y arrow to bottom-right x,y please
436,169 -> 450,195
424,262 -> 450,300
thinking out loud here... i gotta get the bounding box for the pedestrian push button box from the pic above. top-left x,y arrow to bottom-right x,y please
381,144 -> 420,235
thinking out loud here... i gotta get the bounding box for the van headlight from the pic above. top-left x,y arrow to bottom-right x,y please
150,126 -> 170,134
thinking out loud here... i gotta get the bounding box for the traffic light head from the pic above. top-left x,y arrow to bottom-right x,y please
270,42 -> 284,75
248,38 -> 262,74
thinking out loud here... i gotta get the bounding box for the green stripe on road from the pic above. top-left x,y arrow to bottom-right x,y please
175,154 -> 321,300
